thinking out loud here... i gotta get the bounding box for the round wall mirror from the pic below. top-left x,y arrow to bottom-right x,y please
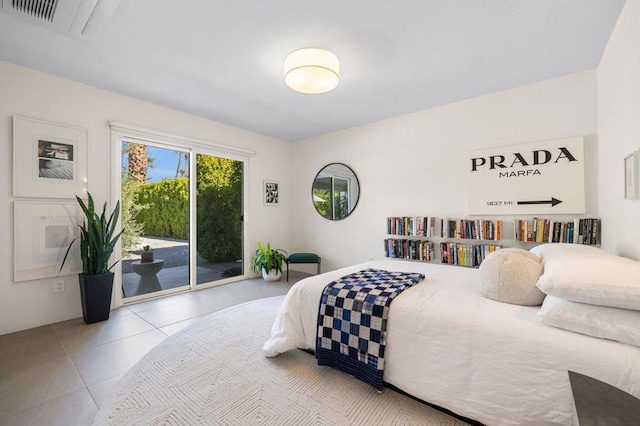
312,163 -> 360,220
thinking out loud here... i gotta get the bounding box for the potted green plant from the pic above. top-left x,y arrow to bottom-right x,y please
60,192 -> 123,324
251,242 -> 287,281
140,245 -> 154,263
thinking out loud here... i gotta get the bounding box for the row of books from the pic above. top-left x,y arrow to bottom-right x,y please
514,218 -> 599,245
441,219 -> 502,241
440,243 -> 501,267
384,239 -> 435,261
386,216 -> 436,237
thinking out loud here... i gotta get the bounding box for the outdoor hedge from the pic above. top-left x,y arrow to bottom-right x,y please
136,178 -> 189,240
134,157 -> 243,263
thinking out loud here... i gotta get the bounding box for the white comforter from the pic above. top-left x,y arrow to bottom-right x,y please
263,260 -> 640,425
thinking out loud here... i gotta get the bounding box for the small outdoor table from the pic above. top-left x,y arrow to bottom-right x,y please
132,259 -> 165,295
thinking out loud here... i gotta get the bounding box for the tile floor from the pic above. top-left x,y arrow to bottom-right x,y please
0,272 -> 306,426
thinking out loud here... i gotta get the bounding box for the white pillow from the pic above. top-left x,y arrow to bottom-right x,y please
535,254 -> 640,310
530,243 -> 614,261
478,248 -> 545,306
538,295 -> 640,347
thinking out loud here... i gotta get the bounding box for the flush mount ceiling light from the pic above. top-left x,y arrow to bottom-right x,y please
284,48 -> 340,94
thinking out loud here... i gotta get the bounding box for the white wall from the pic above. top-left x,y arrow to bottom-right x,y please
290,71 -> 599,272
0,61 -> 291,334
597,0 -> 640,260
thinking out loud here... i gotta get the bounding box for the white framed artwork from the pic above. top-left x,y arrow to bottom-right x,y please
13,116 -> 88,199
624,151 -> 639,200
264,180 -> 279,205
14,201 -> 83,282
467,136 -> 585,214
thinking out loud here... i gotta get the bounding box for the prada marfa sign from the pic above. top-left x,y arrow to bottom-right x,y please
468,137 -> 585,215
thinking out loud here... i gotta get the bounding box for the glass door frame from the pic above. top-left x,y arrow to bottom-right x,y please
109,122 -> 254,307
331,176 -> 350,220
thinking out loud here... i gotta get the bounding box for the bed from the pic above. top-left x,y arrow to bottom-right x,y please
263,256 -> 640,425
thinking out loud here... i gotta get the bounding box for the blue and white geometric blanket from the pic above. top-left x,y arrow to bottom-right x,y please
316,268 -> 425,391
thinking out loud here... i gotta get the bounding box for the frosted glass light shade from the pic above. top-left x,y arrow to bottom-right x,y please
284,48 -> 340,94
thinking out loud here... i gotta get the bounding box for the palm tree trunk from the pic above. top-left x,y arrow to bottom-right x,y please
128,143 -> 148,184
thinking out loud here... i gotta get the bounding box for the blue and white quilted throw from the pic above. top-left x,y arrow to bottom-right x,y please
316,268 -> 425,391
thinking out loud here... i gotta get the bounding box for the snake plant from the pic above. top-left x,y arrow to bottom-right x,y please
60,192 -> 124,275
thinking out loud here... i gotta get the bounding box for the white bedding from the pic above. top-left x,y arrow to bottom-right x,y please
263,260 -> 640,425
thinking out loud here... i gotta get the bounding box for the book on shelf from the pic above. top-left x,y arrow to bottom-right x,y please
513,218 -> 599,245
439,242 -> 501,267
384,238 -> 435,262
387,216 -> 435,237
440,218 -> 502,241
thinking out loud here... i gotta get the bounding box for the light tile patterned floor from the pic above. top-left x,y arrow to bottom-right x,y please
0,273 -> 305,426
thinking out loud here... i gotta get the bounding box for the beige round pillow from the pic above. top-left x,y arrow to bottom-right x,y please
478,248 -> 545,306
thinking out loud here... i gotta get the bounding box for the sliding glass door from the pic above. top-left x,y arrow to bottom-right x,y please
313,175 -> 352,220
118,138 -> 245,302
121,142 -> 191,299
195,153 -> 244,285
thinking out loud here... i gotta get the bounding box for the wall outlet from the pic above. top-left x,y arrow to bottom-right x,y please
53,279 -> 65,293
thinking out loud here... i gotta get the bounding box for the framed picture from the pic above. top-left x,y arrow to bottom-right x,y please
624,151 -> 639,200
14,201 -> 83,282
264,180 -> 279,205
13,116 -> 88,199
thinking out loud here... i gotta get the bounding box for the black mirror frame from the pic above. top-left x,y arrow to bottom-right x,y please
311,162 -> 360,221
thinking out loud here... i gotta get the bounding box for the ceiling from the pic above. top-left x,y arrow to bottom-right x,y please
0,0 -> 626,142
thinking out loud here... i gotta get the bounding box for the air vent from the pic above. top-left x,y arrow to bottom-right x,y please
1,0 -> 122,40
11,0 -> 59,23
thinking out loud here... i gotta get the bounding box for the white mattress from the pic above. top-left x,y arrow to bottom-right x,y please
263,260 -> 640,425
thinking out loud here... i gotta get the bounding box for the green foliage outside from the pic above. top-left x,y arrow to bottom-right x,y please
136,178 -> 190,239
196,155 -> 240,190
196,156 -> 243,263
120,174 -> 148,256
335,191 -> 349,219
313,188 -> 331,219
132,156 -> 243,263
313,186 -> 350,220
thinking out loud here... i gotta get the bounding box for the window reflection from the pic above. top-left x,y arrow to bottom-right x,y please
312,163 -> 360,220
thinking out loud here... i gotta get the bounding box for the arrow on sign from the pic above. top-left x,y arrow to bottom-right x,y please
517,198 -> 563,207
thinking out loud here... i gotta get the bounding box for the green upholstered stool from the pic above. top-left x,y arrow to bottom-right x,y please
286,253 -> 321,281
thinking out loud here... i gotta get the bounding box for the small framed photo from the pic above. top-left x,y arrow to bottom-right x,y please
624,151 -> 639,200
13,116 -> 88,199
14,201 -> 83,282
264,180 -> 279,205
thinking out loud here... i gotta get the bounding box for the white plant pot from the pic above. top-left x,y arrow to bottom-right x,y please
262,268 -> 282,282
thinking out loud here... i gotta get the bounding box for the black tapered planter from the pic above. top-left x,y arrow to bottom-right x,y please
79,272 -> 114,324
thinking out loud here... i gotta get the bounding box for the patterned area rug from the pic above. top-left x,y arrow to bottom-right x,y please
93,296 -> 468,425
